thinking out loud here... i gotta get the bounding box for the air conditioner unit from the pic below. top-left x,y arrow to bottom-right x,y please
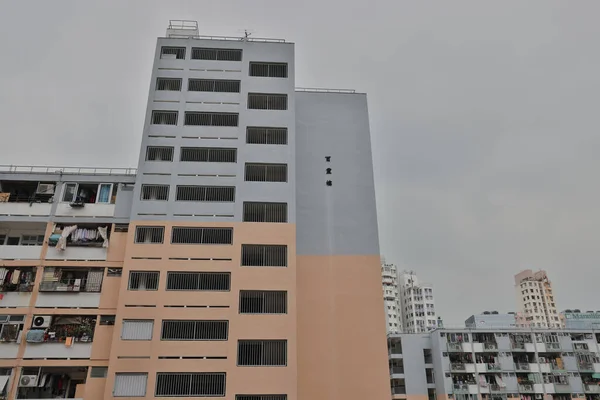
32,315 -> 52,329
19,375 -> 38,387
36,183 -> 55,195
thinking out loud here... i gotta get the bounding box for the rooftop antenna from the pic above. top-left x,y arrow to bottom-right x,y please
237,29 -> 256,41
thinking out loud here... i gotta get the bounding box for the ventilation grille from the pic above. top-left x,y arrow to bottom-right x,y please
166,272 -> 231,291
155,372 -> 226,397
236,396 -> 287,400
176,186 -> 235,202
241,245 -> 287,267
243,202 -> 287,223
151,111 -> 178,125
246,127 -> 288,145
245,164 -> 287,182
249,62 -> 288,78
192,47 -> 242,61
180,147 -> 237,162
134,226 -> 165,244
238,340 -> 287,366
128,271 -> 160,290
239,290 -> 287,314
141,185 -> 169,201
248,93 -> 288,110
184,112 -> 239,127
161,320 -> 228,340
171,227 -> 233,244
156,78 -> 182,91
188,79 -> 241,93
146,146 -> 174,161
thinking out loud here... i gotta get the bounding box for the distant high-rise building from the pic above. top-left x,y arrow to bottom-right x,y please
381,260 -> 402,333
515,269 -> 562,328
398,270 -> 438,333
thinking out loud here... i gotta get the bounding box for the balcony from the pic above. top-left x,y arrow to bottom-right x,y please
515,363 -> 530,371
584,384 -> 600,393
448,342 -> 462,351
391,386 -> 406,395
55,181 -> 118,218
17,366 -> 88,399
490,384 -> 505,393
453,384 -> 470,394
518,383 -> 534,393
390,366 -> 405,376
511,342 -> 526,351
24,315 -> 95,358
36,268 -> 103,308
554,383 -> 571,393
580,362 -> 595,372
451,363 -> 467,372
0,180 -> 54,218
0,245 -> 42,260
487,363 -> 501,371
45,224 -> 110,261
484,342 -> 498,351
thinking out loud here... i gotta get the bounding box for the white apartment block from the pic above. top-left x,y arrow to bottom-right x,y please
399,270 -> 438,333
382,261 -> 402,333
515,269 -> 563,329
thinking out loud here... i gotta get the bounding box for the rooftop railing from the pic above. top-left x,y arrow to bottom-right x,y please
295,87 -> 356,94
0,165 -> 136,176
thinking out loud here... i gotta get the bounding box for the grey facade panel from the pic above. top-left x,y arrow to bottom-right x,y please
295,92 -> 379,256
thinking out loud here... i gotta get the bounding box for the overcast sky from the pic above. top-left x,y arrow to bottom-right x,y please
1,1 -> 599,324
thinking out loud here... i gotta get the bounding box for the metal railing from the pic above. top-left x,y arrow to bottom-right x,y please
515,363 -> 530,371
391,387 -> 406,395
487,363 -> 501,371
490,384 -> 505,392
518,384 -> 534,392
0,165 -> 136,176
39,278 -> 102,293
389,367 -> 404,375
484,342 -> 498,350
451,362 -> 467,371
511,342 -> 526,350
165,33 -> 285,43
453,384 -> 470,393
448,342 -> 463,351
295,87 -> 356,94
579,362 -> 594,371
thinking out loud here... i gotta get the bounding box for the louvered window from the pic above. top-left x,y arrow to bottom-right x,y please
141,184 -> 169,201
156,78 -> 182,91
188,79 -> 240,92
167,272 -> 230,291
146,146 -> 174,161
128,271 -> 160,290
121,320 -> 154,340
249,62 -> 288,78
192,47 -> 242,61
161,46 -> 186,59
161,320 -> 228,340
155,372 -> 226,397
237,396 -> 287,400
151,111 -> 178,125
176,186 -> 235,202
239,291 -> 287,314
184,112 -> 239,127
134,226 -> 164,244
246,127 -> 288,145
245,163 -> 287,182
241,245 -> 287,267
171,227 -> 233,244
237,340 -> 287,366
113,373 -> 148,397
243,202 -> 287,222
180,147 -> 237,162
248,93 -> 287,110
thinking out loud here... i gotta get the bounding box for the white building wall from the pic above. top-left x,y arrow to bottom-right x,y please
381,261 -> 401,333
515,269 -> 562,329
399,270 -> 438,333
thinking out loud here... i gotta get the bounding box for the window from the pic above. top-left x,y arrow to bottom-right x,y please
166,272 -> 230,291
239,291 -> 287,314
241,245 -> 287,267
113,373 -> 148,397
156,78 -> 182,91
114,224 -> 129,233
188,79 -> 240,92
248,93 -> 288,110
97,183 -> 113,203
192,47 -> 242,61
245,163 -> 287,182
161,320 -> 228,340
61,183 -> 115,204
249,62 -> 288,78
107,268 -> 123,277
128,271 -> 160,290
5,237 -> 18,246
21,235 -> 44,246
246,127 -> 288,145
171,227 -> 233,245
243,202 -> 287,222
121,320 -> 154,340
134,226 -> 164,244
141,184 -> 169,201
146,146 -> 174,161
237,396 -> 287,400
156,372 -> 226,397
184,112 -> 239,127
151,111 -> 178,125
0,315 -> 25,342
90,367 -> 108,378
180,147 -> 237,162
237,340 -> 287,366
99,315 -> 116,325
176,186 -> 235,202
161,46 -> 185,59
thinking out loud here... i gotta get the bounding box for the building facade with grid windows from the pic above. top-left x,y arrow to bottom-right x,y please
0,21 -> 390,400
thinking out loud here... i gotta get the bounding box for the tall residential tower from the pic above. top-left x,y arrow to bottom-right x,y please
398,270 -> 438,333
515,269 -> 562,328
382,261 -> 402,333
0,21 -> 390,400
